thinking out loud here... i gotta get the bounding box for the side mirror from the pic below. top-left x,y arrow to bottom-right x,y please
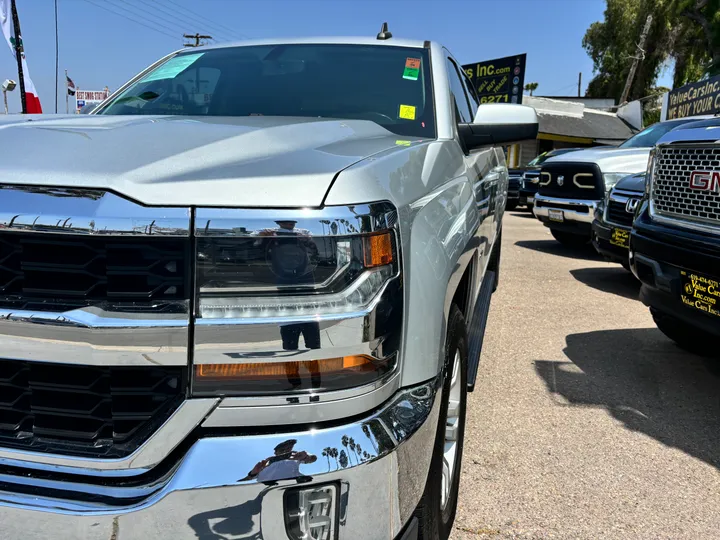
458,104 -> 538,151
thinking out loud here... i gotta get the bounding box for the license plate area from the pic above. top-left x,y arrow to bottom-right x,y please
548,209 -> 564,222
680,270 -> 720,318
609,227 -> 630,249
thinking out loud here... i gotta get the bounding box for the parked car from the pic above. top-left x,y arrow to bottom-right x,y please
534,118 -> 702,247
631,116 -> 720,357
518,148 -> 586,210
0,35 -> 538,539
592,172 -> 645,269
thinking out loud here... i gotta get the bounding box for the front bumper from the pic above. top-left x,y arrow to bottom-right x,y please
631,209 -> 720,338
0,381 -> 439,540
533,194 -> 599,236
592,218 -> 629,265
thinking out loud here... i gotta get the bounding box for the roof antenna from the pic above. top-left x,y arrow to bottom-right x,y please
377,22 -> 392,40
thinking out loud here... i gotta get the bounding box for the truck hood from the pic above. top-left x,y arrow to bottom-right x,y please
0,115 -> 405,207
613,172 -> 646,193
544,146 -> 651,175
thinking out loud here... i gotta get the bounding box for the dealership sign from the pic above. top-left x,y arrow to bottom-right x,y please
462,53 -> 527,105
75,89 -> 109,112
665,75 -> 720,120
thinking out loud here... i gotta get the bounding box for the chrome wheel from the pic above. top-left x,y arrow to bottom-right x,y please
440,349 -> 462,511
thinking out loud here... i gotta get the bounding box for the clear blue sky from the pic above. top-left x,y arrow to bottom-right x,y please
1,0 -> 672,113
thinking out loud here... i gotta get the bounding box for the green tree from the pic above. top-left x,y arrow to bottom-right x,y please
584,0 -> 720,99
524,82 -> 539,96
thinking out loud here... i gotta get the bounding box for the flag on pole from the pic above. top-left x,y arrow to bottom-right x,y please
0,0 -> 42,113
66,74 -> 75,96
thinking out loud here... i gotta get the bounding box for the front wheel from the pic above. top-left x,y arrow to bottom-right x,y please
551,229 -> 590,247
506,200 -> 518,211
651,309 -> 719,358
526,203 -> 534,212
416,305 -> 468,540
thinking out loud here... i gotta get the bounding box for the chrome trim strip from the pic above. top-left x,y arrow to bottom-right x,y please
603,190 -> 641,228
0,305 -> 189,366
0,398 -> 219,476
573,172 -> 595,189
533,194 -> 598,224
195,202 -> 397,237
203,372 -> 401,427
649,207 -> 720,236
0,185 -> 190,236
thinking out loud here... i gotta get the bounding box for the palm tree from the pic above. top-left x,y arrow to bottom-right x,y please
524,82 -> 539,96
355,443 -> 363,462
341,435 -> 349,463
348,437 -> 357,465
339,450 -> 349,468
322,447 -> 332,471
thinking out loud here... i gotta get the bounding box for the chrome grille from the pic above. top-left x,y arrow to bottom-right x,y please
651,145 -> 720,227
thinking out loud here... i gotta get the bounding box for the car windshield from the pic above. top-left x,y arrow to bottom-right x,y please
98,44 -> 436,138
618,119 -> 695,148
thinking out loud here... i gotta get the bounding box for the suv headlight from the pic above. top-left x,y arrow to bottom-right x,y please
602,172 -> 632,191
191,203 -> 402,396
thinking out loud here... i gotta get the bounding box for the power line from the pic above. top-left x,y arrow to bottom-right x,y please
80,0 -> 181,42
113,0 -> 196,39
159,0 -> 248,41
126,0 -> 237,42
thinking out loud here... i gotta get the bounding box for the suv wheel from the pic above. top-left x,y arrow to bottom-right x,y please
651,309 -> 719,358
550,229 -> 590,247
526,203 -> 534,212
506,201 -> 518,211
416,305 -> 468,540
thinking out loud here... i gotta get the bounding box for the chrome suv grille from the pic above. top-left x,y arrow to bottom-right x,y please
0,362 -> 186,457
0,232 -> 189,312
651,145 -> 720,227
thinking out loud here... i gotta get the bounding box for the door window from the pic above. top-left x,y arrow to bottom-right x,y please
446,58 -> 473,124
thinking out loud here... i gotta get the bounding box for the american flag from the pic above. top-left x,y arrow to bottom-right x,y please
66,74 -> 76,96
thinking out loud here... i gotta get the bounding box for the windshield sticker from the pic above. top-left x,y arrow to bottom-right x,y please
398,104 -> 416,120
403,58 -> 421,81
141,53 -> 205,83
395,140 -> 412,146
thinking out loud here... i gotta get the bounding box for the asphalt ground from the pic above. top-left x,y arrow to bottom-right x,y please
451,210 -> 720,540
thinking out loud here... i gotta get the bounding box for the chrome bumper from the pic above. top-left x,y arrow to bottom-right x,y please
533,194 -> 598,224
0,380 -> 439,540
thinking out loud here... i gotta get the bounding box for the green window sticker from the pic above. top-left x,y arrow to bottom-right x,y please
141,53 -> 205,83
403,58 -> 421,81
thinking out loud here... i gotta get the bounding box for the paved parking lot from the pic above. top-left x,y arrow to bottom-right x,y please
452,211 -> 720,540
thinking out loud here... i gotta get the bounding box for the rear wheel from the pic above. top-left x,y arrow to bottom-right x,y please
416,305 -> 468,540
651,309 -> 719,358
550,229 -> 590,247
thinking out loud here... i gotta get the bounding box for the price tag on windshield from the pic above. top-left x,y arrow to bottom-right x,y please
403,58 -> 421,81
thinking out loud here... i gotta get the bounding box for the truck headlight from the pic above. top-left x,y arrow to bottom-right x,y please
603,172 -> 632,191
192,204 -> 402,396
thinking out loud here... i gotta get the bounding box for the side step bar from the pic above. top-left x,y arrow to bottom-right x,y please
466,270 -> 495,392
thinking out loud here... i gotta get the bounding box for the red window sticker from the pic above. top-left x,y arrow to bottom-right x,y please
405,58 -> 421,69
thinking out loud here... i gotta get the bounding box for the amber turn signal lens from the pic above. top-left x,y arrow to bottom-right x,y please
196,355 -> 377,380
362,232 -> 393,268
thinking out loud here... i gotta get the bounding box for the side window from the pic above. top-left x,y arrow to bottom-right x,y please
462,72 -> 480,117
446,58 -> 473,124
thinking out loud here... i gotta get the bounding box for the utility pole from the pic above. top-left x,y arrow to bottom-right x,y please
577,72 -> 582,97
619,14 -> 653,105
10,0 -> 26,113
183,33 -> 212,47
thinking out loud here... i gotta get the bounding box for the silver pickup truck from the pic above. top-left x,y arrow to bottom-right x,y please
0,35 -> 537,540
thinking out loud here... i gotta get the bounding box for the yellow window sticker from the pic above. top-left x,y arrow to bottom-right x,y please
395,140 -> 411,146
398,105 -> 416,120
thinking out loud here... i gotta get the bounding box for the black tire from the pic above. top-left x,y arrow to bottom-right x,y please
526,203 -> 534,212
416,305 -> 469,540
550,229 -> 590,247
651,309 -> 719,358
506,200 -> 518,211
621,259 -> 632,272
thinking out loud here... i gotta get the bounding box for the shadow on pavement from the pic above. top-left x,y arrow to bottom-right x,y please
569,267 -> 641,301
535,328 -> 720,470
508,210 -> 536,219
515,239 -> 603,262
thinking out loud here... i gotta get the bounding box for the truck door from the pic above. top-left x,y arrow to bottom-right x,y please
445,55 -> 497,272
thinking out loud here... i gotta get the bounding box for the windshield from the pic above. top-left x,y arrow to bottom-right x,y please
619,119 -> 695,148
98,44 -> 436,138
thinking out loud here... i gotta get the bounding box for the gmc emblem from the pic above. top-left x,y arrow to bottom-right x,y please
689,171 -> 720,193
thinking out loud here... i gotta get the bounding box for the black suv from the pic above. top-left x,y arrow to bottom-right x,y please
631,117 -> 720,356
592,172 -> 645,269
